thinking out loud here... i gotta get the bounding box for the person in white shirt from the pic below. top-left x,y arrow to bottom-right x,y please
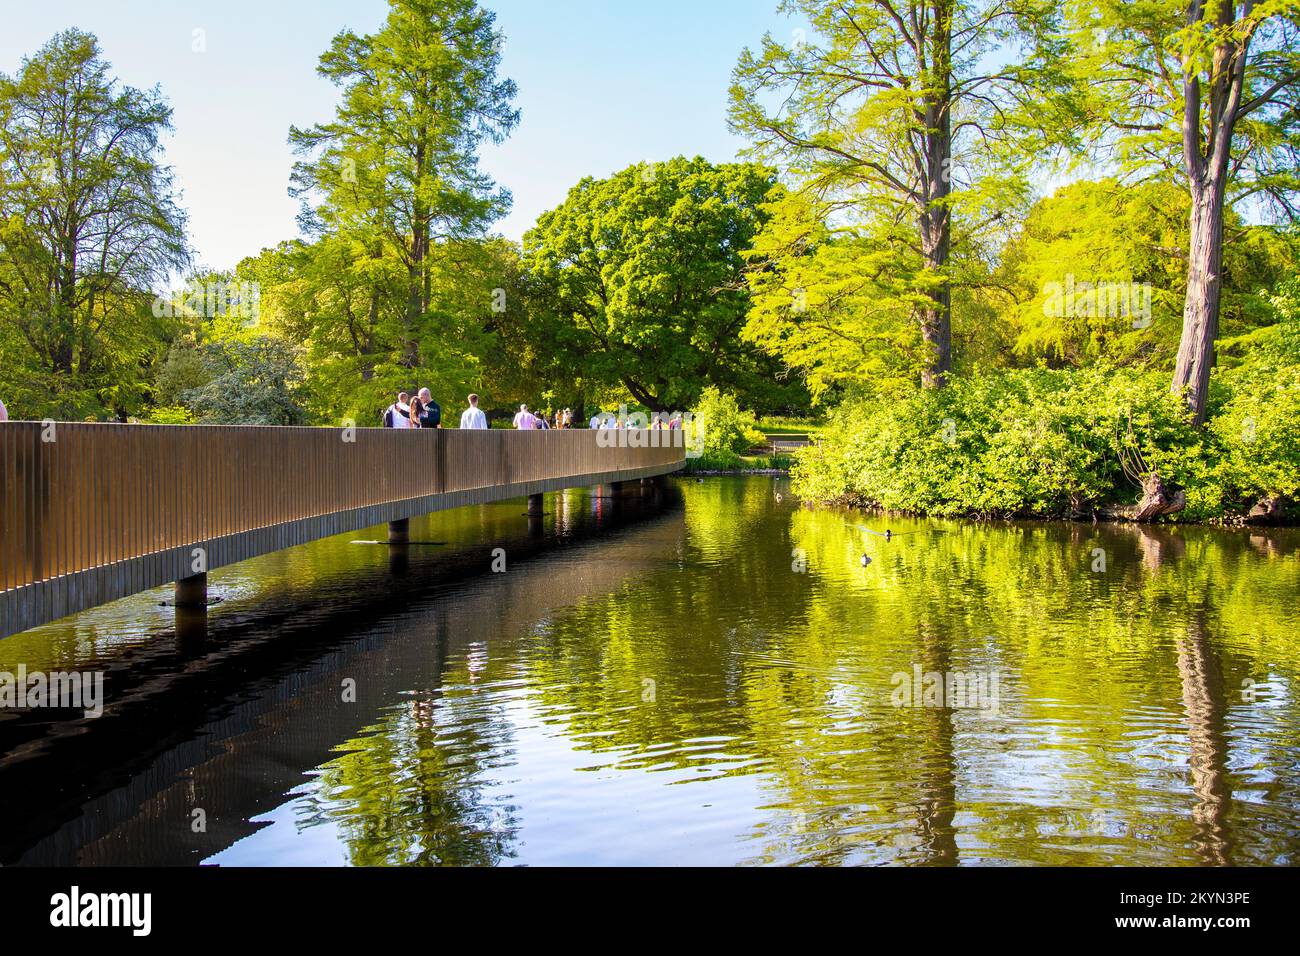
0,397 -> 8,422
384,392 -> 412,428
460,393 -> 488,429
512,404 -> 536,429
589,411 -> 602,429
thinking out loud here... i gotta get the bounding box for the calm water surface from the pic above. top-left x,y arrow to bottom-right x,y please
1,477 -> 1297,866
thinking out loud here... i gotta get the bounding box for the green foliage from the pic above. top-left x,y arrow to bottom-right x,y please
522,156 -> 808,414
281,0 -> 518,423
172,337 -> 308,425
741,193 -> 926,401
1067,1 -> 1300,206
144,405 -> 195,425
688,387 -> 766,464
790,365 -> 1249,519
1197,304 -> 1300,513
731,0 -> 1077,389
0,28 -> 189,421
1002,180 -> 1299,367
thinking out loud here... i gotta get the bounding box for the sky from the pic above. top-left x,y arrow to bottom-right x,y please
1,0 -> 803,271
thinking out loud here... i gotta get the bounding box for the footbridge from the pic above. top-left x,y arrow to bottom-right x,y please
0,423 -> 684,638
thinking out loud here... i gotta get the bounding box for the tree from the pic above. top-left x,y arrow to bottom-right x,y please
731,0 -> 1073,389
740,191 -> 930,401
288,0 -> 518,377
0,29 -> 188,419
522,157 -> 805,412
243,234 -> 511,424
1070,1 -> 1300,422
177,337 -> 308,426
1003,178 -> 1297,367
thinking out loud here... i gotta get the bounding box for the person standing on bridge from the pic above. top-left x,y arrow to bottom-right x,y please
383,392 -> 412,428
0,397 -> 7,422
513,404 -> 537,429
416,388 -> 441,428
409,396 -> 426,427
459,394 -> 488,429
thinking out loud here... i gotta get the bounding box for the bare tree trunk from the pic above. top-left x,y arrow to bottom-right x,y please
1171,182 -> 1225,424
918,2 -> 953,390
1172,0 -> 1249,424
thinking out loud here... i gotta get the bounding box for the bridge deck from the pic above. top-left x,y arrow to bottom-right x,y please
0,423 -> 684,638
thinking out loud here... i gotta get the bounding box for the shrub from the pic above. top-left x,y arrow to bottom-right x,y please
688,387 -> 765,458
789,366 -> 1252,520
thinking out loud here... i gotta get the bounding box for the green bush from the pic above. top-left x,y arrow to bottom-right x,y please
790,361 -> 1298,522
689,386 -> 765,458
143,405 -> 196,425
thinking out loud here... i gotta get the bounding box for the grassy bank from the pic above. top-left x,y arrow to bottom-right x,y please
682,452 -> 793,474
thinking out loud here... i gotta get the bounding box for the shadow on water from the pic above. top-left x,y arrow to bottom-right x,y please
0,483 -> 682,865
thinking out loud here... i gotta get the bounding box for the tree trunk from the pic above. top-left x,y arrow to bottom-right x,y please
1246,494 -> 1285,524
1172,1 -> 1248,425
1171,181 -> 1225,424
918,2 -> 953,390
1132,472 -> 1186,522
1102,472 -> 1186,522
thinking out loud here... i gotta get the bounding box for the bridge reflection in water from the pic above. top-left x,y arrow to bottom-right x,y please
0,423 -> 683,638
0,482 -> 683,865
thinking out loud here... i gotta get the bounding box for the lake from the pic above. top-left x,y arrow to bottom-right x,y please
1,476 -> 1296,866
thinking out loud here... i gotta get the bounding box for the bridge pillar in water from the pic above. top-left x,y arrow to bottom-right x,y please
174,603 -> 208,645
175,572 -> 208,610
527,493 -> 544,516
174,572 -> 209,642
388,518 -> 410,545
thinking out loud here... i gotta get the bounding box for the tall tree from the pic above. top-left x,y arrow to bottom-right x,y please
523,157 -> 806,413
731,0 -> 1072,389
289,0 -> 518,376
0,29 -> 188,419
1072,1 -> 1300,422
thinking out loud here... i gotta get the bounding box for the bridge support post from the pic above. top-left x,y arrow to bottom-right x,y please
527,493 -> 544,516
388,518 -> 410,544
174,572 -> 208,610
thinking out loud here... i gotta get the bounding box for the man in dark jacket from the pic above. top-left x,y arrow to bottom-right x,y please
416,388 -> 442,428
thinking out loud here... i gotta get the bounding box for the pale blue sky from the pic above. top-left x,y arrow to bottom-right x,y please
2,0 -> 803,270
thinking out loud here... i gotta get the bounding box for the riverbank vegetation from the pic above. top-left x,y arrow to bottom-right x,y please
1,0 -> 1296,521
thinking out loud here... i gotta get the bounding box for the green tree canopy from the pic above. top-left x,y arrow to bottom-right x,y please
1065,0 -> 1300,421
731,0 -> 1076,390
522,156 -> 807,413
284,0 -> 519,420
0,29 -> 188,420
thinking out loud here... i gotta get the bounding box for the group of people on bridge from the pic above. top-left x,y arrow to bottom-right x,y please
511,404 -> 684,430
381,391 -> 683,432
